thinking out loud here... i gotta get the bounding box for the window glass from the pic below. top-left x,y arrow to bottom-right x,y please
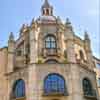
98,78 -> 100,87
79,50 -> 84,60
96,63 -> 100,69
45,36 -> 56,49
83,78 -> 92,95
13,79 -> 25,98
44,74 -> 66,94
46,9 -> 49,15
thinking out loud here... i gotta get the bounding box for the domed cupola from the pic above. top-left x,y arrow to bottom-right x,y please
41,0 -> 53,16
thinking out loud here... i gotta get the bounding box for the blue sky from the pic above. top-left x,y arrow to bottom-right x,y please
0,0 -> 99,58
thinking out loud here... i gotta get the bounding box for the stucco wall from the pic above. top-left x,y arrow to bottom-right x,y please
0,48 -> 8,100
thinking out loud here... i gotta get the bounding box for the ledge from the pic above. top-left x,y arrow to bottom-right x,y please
12,96 -> 26,100
84,95 -> 97,100
42,92 -> 68,97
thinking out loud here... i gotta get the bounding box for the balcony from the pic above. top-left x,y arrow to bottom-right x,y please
43,89 -> 67,96
43,48 -> 59,57
83,89 -> 97,99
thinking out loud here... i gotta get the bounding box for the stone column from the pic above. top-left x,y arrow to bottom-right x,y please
66,40 -> 76,63
70,64 -> 82,100
7,32 -> 15,73
30,26 -> 38,64
27,64 -> 38,100
84,31 -> 94,69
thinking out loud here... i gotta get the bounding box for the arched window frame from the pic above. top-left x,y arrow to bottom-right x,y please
98,78 -> 100,87
46,9 -> 49,15
79,50 -> 84,60
44,73 -> 67,95
12,79 -> 25,99
45,35 -> 57,49
82,78 -> 93,95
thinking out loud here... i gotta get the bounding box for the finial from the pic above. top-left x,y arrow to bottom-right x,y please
84,30 -> 90,40
20,24 -> 29,33
65,18 -> 71,25
31,18 -> 35,25
20,24 -> 25,32
9,32 -> 14,41
45,0 -> 49,3
57,16 -> 62,23
32,18 -> 34,23
41,0 -> 53,16
43,0 -> 50,8
57,16 -> 61,20
22,24 -> 26,29
65,18 -> 73,31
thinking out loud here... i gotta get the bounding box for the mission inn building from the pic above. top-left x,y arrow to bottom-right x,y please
0,0 -> 99,100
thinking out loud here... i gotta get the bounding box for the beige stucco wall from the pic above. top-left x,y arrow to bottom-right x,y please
96,69 -> 100,98
0,13 -> 99,100
74,44 -> 87,60
21,63 -> 98,100
3,58 -> 99,100
93,57 -> 100,98
95,67 -> 100,98
0,48 -> 8,100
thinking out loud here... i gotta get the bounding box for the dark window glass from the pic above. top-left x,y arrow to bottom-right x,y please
96,63 -> 100,69
46,9 -> 49,15
98,78 -> 100,87
13,79 -> 25,98
44,74 -> 66,95
79,50 -> 84,60
45,36 -> 56,49
83,78 -> 92,95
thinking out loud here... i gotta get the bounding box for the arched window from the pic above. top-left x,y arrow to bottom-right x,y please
45,35 -> 57,49
46,9 -> 49,15
83,78 -> 92,95
79,50 -> 84,60
44,73 -> 66,95
98,78 -> 100,87
12,79 -> 25,99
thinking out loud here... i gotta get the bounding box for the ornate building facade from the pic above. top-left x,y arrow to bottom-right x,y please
0,0 -> 99,100
94,57 -> 100,99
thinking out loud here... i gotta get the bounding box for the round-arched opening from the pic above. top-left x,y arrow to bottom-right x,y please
82,78 -> 93,96
44,73 -> 67,95
45,35 -> 57,49
79,50 -> 84,60
11,79 -> 25,99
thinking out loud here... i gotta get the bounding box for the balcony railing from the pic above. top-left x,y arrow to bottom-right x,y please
83,89 -> 97,99
43,48 -> 58,57
43,88 -> 68,96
